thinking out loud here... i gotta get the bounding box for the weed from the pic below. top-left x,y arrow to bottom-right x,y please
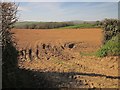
95,34 -> 120,57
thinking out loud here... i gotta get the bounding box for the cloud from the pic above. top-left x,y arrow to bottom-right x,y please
18,2 -> 64,21
18,6 -> 29,11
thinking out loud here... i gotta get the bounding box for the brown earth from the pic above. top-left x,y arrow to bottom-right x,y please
12,28 -> 119,88
12,28 -> 102,49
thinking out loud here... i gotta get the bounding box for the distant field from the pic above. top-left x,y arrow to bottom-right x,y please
60,23 -> 98,29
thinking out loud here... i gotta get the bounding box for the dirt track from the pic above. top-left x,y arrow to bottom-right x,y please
12,28 -> 119,88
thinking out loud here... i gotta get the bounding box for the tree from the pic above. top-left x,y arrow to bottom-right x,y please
102,19 -> 120,44
1,2 -> 18,49
1,2 -> 18,88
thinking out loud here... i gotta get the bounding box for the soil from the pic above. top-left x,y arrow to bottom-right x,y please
12,28 -> 119,88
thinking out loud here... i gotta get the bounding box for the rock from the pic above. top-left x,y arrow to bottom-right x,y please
68,43 -> 75,48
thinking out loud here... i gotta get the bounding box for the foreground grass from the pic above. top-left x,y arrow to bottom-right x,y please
96,34 -> 120,57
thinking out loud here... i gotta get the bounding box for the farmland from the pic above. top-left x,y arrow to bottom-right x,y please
12,28 -> 119,88
2,2 -> 119,89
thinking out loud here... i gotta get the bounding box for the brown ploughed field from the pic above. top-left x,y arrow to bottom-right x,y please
12,28 -> 119,88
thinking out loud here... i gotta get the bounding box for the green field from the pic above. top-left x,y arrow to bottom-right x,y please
60,23 -> 98,29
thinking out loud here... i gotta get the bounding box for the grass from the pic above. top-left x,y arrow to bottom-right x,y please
80,52 -> 96,56
95,33 -> 120,57
60,23 -> 97,29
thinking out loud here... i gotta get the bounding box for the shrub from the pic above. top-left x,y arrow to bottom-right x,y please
102,19 -> 120,44
96,33 -> 120,57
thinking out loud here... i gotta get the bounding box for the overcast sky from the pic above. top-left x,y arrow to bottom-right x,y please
17,2 -> 118,22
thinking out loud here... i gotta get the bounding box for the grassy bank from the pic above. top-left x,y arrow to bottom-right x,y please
80,34 -> 120,57
96,34 -> 120,57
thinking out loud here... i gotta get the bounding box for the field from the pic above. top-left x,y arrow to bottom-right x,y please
12,28 -> 119,88
61,23 -> 97,29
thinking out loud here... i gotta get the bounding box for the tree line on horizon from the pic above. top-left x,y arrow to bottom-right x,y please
14,20 -> 103,29
14,22 -> 75,29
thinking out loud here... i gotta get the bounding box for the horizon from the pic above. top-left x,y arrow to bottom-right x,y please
18,2 -> 118,22
17,20 -> 103,22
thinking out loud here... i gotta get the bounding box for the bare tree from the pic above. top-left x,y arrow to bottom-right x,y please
0,2 -> 18,49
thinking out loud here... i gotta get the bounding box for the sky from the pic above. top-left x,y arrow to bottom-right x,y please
17,2 -> 118,22
3,0 -> 120,2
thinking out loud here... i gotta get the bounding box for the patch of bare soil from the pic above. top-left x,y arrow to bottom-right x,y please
12,28 -> 119,88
